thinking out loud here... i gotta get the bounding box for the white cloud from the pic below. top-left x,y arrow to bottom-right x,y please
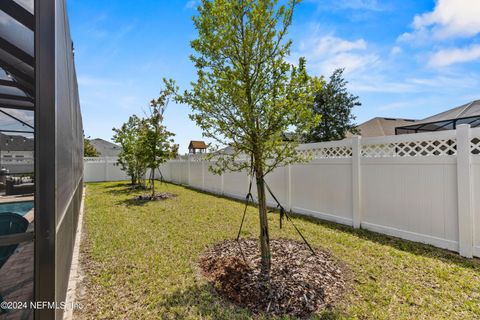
390,46 -> 402,55
349,80 -> 416,93
339,0 -> 386,11
347,71 -> 480,94
319,53 -> 379,76
374,97 -> 447,113
400,0 -> 480,42
311,36 -> 366,55
306,0 -> 390,12
428,45 -> 480,67
407,73 -> 480,90
296,35 -> 378,75
376,101 -> 412,111
78,74 -> 144,112
185,0 -> 199,9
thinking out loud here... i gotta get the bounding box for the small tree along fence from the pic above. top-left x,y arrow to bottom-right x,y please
84,124 -> 480,258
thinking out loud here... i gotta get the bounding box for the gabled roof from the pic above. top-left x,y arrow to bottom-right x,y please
0,132 -> 33,151
416,100 -> 480,124
188,140 -> 207,149
348,117 -> 418,137
90,138 -> 121,157
395,100 -> 480,134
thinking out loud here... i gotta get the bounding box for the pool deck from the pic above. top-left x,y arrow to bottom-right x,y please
0,195 -> 34,204
0,242 -> 33,320
0,214 -> 34,320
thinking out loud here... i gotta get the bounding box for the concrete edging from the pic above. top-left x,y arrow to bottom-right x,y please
63,186 -> 86,320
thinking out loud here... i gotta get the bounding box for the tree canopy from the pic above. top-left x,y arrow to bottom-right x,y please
304,68 -> 360,142
112,115 -> 147,186
84,138 -> 99,157
112,80 -> 177,192
180,0 -> 318,276
142,79 -> 177,196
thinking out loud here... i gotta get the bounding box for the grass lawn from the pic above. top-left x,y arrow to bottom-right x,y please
76,181 -> 480,319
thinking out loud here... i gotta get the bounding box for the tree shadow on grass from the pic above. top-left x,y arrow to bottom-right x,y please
116,194 -> 177,207
106,188 -> 135,197
105,185 -> 149,197
289,212 -> 480,271
116,198 -> 150,207
177,185 -> 480,271
102,182 -> 132,189
158,284 -> 345,320
104,180 -> 174,194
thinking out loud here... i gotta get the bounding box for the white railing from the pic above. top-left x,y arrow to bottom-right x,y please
0,158 -> 34,164
84,124 -> 480,258
84,156 -> 119,163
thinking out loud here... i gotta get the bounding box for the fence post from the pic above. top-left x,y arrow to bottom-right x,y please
456,124 -> 473,258
221,173 -> 224,195
187,158 -> 191,186
202,161 -> 205,190
104,157 -> 108,182
287,164 -> 292,211
352,136 -> 361,228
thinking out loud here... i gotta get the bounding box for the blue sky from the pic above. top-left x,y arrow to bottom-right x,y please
69,0 -> 480,153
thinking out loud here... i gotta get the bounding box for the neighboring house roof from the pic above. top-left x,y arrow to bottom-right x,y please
282,132 -> 301,142
90,138 -> 122,157
415,99 -> 480,125
0,133 -> 33,152
215,146 -> 235,155
188,140 -> 207,149
347,117 -> 418,137
395,100 -> 480,133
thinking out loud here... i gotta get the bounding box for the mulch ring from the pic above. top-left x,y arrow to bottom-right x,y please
134,193 -> 177,201
199,238 -> 350,318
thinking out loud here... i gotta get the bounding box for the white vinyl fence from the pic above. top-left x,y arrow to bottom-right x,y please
83,157 -> 130,182
84,124 -> 480,258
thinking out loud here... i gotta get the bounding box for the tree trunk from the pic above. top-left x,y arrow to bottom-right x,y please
255,166 -> 271,278
150,168 -> 155,197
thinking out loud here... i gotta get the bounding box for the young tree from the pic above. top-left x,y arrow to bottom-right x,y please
112,115 -> 147,186
180,0 -> 318,277
84,137 -> 99,157
304,69 -> 361,142
141,79 -> 177,197
170,144 -> 180,159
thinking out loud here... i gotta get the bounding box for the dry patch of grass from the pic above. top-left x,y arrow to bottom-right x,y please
75,181 -> 480,319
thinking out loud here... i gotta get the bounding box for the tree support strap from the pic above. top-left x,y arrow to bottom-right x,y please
157,168 -> 164,183
263,178 -> 316,256
235,166 -> 316,262
236,163 -> 255,265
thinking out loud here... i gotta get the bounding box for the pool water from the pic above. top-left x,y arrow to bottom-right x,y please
0,201 -> 34,216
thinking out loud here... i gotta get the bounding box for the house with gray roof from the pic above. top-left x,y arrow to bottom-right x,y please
0,133 -> 33,174
347,117 -> 419,138
89,138 -> 122,157
396,100 -> 480,134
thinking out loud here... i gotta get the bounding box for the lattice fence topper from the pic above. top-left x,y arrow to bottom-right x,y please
188,154 -> 209,162
362,139 -> 457,158
299,145 -> 352,159
84,157 -> 118,163
471,137 -> 480,155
